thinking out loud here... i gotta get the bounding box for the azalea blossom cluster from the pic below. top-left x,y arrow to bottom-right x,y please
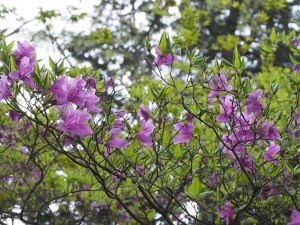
210,71 -> 281,172
209,70 -> 285,223
49,75 -> 101,137
0,41 -> 36,100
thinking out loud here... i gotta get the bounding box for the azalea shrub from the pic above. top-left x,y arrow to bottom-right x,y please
0,28 -> 300,225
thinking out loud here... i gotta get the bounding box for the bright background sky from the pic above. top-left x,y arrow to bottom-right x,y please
2,0 -> 99,66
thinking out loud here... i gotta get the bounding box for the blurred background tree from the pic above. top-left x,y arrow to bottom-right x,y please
3,0 -> 297,79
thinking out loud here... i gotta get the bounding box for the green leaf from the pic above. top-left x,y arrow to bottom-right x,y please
173,144 -> 183,158
158,31 -> 172,54
145,36 -> 151,52
49,56 -> 56,70
289,54 -> 298,65
131,85 -> 143,98
233,46 -> 243,70
9,56 -> 17,71
221,58 -> 234,69
187,177 -> 201,198
269,27 -> 277,42
44,72 -> 51,89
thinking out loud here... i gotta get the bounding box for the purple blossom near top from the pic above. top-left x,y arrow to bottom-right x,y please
9,110 -> 21,122
50,75 -> 85,105
292,64 -> 300,74
209,70 -> 232,99
107,128 -> 128,149
10,41 -> 36,89
173,122 -> 195,145
246,89 -> 264,116
219,201 -> 234,225
0,76 -> 11,100
153,47 -> 177,66
49,75 -> 101,112
12,41 -> 35,62
216,94 -> 237,123
288,210 -> 300,225
59,105 -> 93,137
137,119 -> 154,147
264,141 -> 281,165
137,104 -> 151,121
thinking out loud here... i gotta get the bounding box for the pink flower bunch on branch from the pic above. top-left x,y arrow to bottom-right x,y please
210,71 -> 281,171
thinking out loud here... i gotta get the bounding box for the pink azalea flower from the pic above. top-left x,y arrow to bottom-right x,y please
292,64 -> 300,74
233,112 -> 255,130
113,110 -> 126,129
49,75 -> 101,112
82,89 -> 101,113
291,39 -> 300,48
85,76 -> 97,89
12,41 -> 36,61
234,156 -> 255,173
264,141 -> 280,165
259,121 -> 281,141
105,77 -> 115,89
10,41 -> 36,89
121,213 -> 130,222
59,105 -> 93,137
50,75 -> 85,105
209,70 -> 232,98
288,210 -> 300,225
209,172 -> 218,186
90,201 -> 100,212
216,94 -> 237,123
107,128 -> 128,149
228,126 -> 257,145
261,185 -> 279,199
137,119 -> 154,147
246,89 -> 264,116
153,47 -> 177,66
173,122 -> 195,145
76,194 -> 85,203
137,104 -> 151,121
136,165 -> 144,174
0,76 -> 12,100
293,113 -> 300,127
9,110 -> 21,121
219,201 -> 233,225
